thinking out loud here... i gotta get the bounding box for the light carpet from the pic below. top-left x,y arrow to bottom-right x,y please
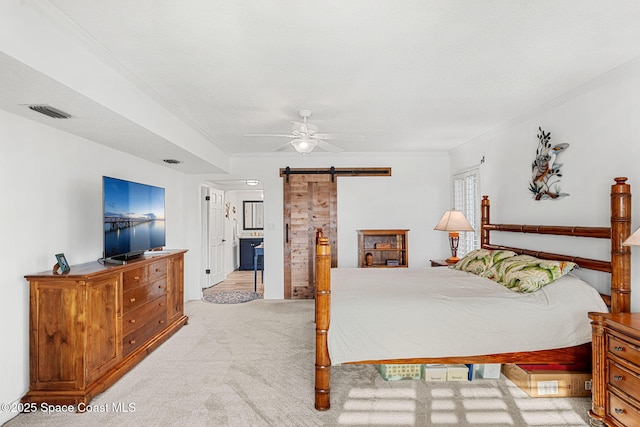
5,300 -> 592,427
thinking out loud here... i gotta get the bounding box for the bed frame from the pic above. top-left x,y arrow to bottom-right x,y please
314,177 -> 631,411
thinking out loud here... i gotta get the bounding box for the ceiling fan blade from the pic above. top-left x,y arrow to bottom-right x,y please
311,133 -> 364,140
275,142 -> 294,151
244,133 -> 297,138
317,140 -> 344,152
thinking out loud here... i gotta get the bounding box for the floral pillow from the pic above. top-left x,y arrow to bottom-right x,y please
492,254 -> 576,293
450,249 -> 517,275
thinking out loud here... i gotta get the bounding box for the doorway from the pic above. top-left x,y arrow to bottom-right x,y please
282,173 -> 338,299
202,180 -> 264,294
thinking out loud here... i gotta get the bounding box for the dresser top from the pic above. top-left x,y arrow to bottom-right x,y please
25,249 -> 187,280
590,311 -> 640,337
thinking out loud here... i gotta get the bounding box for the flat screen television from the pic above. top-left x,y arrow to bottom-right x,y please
103,176 -> 166,263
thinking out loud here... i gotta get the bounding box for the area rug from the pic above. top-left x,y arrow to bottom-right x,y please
202,290 -> 262,304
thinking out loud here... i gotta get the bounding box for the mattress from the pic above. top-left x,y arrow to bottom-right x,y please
327,267 -> 608,365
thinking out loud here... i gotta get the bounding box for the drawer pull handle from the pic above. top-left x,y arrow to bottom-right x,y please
159,285 -> 165,289
134,276 -> 140,280
159,320 -> 165,324
130,297 -> 136,303
614,346 -> 624,351
129,339 -> 136,345
129,319 -> 136,323
615,408 -> 625,414
614,375 -> 623,381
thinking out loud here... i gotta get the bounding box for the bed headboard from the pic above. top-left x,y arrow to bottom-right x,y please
480,177 -> 631,313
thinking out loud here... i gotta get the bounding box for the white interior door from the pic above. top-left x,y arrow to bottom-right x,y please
203,186 -> 225,288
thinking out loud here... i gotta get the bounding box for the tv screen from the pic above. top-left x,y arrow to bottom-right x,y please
103,176 -> 166,261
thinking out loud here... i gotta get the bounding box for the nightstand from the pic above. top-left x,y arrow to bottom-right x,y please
589,312 -> 640,426
429,259 -> 449,267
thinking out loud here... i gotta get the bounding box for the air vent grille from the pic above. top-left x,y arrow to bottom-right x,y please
26,104 -> 72,119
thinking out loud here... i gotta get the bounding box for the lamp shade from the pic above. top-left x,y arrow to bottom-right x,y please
290,137 -> 318,154
623,227 -> 640,246
434,210 -> 474,232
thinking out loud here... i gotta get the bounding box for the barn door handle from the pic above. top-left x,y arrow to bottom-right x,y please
286,223 -> 289,243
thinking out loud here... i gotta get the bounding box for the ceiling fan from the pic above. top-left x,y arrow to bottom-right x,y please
245,110 -> 359,154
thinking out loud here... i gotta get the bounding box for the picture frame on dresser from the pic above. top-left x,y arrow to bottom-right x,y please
54,253 -> 70,273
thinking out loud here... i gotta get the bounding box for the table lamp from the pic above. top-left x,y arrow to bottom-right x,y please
434,209 -> 474,264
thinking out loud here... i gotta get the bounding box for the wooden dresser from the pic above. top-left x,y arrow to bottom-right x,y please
22,250 -> 188,407
589,312 -> 640,426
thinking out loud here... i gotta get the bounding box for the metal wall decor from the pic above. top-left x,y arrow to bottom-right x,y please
529,127 -> 569,200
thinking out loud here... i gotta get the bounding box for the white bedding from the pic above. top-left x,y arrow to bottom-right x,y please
327,267 -> 608,365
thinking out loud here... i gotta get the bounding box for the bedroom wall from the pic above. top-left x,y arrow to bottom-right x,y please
450,57 -> 640,310
0,109 -> 190,425
184,152 -> 451,299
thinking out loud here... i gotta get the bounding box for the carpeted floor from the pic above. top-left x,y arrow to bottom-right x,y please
5,300 -> 592,426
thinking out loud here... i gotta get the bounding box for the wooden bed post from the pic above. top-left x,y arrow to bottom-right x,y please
610,177 -> 631,314
481,196 -> 490,248
315,236 -> 331,410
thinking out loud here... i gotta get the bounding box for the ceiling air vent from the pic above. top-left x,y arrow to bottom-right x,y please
26,104 -> 72,119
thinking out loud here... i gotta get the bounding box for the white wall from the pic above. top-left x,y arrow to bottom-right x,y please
184,152 -> 451,300
450,57 -> 640,310
0,109 -> 189,425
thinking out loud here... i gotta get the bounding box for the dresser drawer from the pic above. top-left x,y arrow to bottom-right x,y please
609,361 -> 640,398
122,298 -> 168,357
608,391 -> 640,426
123,295 -> 167,336
609,335 -> 640,366
122,279 -> 167,313
148,260 -> 167,282
122,266 -> 148,289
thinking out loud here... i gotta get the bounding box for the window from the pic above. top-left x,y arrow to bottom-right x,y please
453,168 -> 479,257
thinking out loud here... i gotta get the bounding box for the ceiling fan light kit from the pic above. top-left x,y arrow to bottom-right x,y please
245,109 -> 351,154
291,137 -> 318,154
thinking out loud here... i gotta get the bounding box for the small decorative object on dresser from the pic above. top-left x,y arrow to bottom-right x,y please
365,252 -> 373,266
589,313 -> 640,426
54,253 -> 70,273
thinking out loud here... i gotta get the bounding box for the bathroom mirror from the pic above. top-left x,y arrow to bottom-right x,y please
243,200 -> 264,230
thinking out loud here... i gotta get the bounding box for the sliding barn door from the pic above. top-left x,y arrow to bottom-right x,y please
283,174 -> 337,299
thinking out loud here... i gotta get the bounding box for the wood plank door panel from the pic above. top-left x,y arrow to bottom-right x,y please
284,174 -> 337,299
